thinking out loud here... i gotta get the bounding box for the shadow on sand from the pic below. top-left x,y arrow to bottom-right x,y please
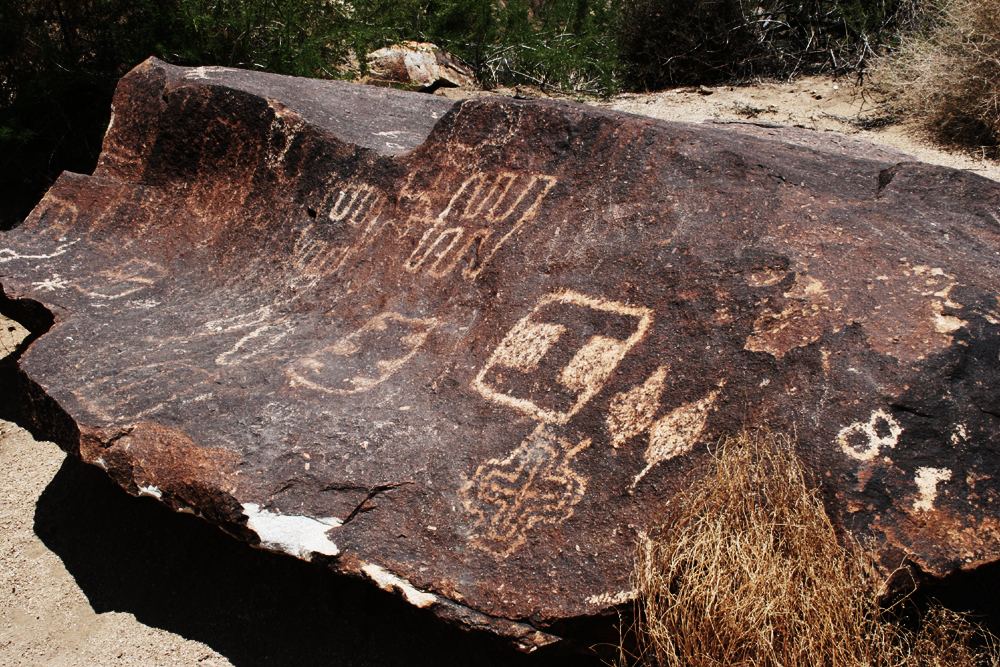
34,455 -> 609,667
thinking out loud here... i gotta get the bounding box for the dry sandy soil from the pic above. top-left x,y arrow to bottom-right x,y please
2,75 -> 998,666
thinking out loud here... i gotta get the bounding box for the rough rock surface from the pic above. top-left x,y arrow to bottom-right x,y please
4,57 -> 1000,650
365,41 -> 474,92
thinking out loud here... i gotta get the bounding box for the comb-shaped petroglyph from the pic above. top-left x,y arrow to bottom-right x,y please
837,408 -> 903,462
287,311 -> 439,395
460,424 -> 591,558
403,172 -> 557,280
473,290 -> 653,425
74,361 -> 217,423
630,389 -> 720,491
216,319 -> 294,366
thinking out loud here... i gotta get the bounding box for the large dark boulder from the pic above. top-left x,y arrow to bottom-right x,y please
3,57 -> 1000,650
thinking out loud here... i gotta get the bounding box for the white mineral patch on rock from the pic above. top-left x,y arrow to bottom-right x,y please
586,589 -> 636,606
913,467 -> 952,512
361,563 -> 438,608
242,503 -> 342,560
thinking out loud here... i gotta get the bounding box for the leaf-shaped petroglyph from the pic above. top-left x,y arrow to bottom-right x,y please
605,365 -> 669,448
630,389 -> 720,491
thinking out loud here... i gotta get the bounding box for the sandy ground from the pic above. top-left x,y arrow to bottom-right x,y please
591,75 -> 1000,182
3,74 -> 999,666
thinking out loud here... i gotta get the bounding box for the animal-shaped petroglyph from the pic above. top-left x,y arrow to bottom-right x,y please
460,424 -> 591,558
79,259 -> 165,301
913,467 -> 952,512
287,312 -> 439,395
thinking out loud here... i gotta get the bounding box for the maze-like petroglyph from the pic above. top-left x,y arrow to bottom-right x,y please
460,424 -> 592,558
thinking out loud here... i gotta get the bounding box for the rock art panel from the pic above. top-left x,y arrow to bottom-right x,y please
4,57 -> 1000,650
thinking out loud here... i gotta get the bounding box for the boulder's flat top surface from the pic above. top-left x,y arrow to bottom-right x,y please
4,59 -> 1000,650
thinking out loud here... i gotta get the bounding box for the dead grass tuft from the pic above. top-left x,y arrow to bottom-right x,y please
880,0 -> 1000,148
627,429 -> 999,667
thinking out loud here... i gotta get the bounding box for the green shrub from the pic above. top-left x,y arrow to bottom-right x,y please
417,0 -> 620,93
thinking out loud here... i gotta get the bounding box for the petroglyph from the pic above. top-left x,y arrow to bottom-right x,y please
837,408 -> 902,461
403,172 -> 557,280
287,312 -> 438,395
746,263 -> 970,363
79,259 -> 164,300
216,319 -> 294,366
913,467 -> 952,512
606,365 -> 669,448
31,274 -> 70,292
74,361 -> 217,422
630,389 -> 720,491
460,424 -> 591,558
326,184 -> 384,226
286,185 -> 390,286
473,290 -> 653,425
745,272 -> 838,358
0,238 -> 79,264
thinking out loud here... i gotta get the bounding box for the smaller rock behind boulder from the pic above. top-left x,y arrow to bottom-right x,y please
365,41 -> 475,92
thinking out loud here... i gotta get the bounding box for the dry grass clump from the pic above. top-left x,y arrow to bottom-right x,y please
880,0 -> 1000,148
629,430 -> 998,667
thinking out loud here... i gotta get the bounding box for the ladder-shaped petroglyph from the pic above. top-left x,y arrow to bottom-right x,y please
403,172 -> 557,280
287,183 -> 390,291
287,312 -> 439,396
464,290 -> 653,556
459,424 -> 591,558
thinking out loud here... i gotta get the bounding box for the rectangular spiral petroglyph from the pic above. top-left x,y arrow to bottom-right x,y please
473,290 -> 653,425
